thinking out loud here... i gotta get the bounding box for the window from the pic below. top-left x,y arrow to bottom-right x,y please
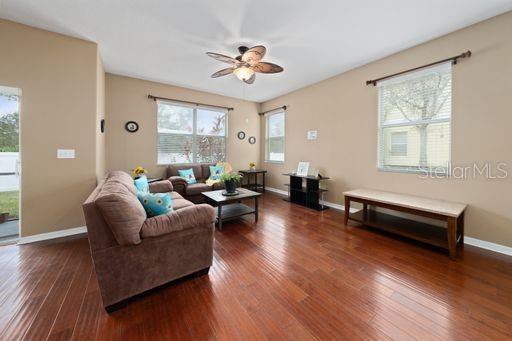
390,132 -> 407,156
378,62 -> 452,173
157,101 -> 227,164
265,110 -> 285,163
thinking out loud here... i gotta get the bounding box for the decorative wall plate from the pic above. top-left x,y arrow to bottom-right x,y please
237,131 -> 246,140
248,136 -> 256,144
125,121 -> 139,133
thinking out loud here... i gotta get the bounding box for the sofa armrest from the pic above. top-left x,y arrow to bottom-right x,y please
149,180 -> 174,193
140,204 -> 215,238
169,176 -> 188,195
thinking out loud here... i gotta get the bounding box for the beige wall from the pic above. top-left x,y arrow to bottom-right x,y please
96,52 -> 106,180
105,74 -> 260,177
0,19 -> 102,237
260,12 -> 512,247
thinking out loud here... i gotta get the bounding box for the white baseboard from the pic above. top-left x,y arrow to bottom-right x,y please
266,187 -> 512,257
464,237 -> 512,257
17,226 -> 87,245
266,187 -> 359,213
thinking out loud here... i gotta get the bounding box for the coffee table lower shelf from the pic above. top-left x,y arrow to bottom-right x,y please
348,210 -> 461,250
216,203 -> 257,229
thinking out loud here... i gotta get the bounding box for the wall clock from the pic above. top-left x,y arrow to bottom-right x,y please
125,121 -> 139,133
237,131 -> 246,140
248,136 -> 256,144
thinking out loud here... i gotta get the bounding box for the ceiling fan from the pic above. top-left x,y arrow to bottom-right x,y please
206,45 -> 284,84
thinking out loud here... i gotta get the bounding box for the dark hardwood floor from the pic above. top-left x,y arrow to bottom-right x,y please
1,193 -> 512,340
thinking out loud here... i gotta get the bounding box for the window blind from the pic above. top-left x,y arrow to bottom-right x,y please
265,109 -> 285,163
157,101 -> 227,164
378,62 -> 452,173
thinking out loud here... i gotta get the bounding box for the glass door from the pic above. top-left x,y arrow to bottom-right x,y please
0,86 -> 20,242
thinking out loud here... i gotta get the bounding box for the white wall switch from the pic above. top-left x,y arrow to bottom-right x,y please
307,130 -> 318,140
57,149 -> 75,159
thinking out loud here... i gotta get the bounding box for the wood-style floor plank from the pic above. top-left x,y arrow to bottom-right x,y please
0,193 -> 511,340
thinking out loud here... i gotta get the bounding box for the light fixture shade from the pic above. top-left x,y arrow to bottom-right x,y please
233,66 -> 255,81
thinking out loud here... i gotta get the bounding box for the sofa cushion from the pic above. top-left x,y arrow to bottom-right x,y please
168,164 -> 203,181
186,183 -> 212,196
95,180 -> 146,246
140,204 -> 216,238
148,179 -> 174,194
106,170 -> 137,195
201,163 -> 216,180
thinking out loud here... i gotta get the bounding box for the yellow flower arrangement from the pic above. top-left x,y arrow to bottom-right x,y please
249,162 -> 256,168
132,166 -> 147,178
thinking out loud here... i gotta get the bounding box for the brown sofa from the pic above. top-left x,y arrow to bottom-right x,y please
167,163 -> 226,203
82,171 -> 216,310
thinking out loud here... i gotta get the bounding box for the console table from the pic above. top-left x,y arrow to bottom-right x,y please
343,189 -> 467,259
283,173 -> 329,211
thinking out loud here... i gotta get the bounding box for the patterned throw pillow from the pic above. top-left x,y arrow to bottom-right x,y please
178,168 -> 197,184
209,165 -> 225,180
137,192 -> 173,217
133,175 -> 149,193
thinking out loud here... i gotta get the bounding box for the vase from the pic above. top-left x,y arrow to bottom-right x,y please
224,179 -> 237,194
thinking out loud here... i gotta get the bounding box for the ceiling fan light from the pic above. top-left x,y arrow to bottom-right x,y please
233,66 -> 255,81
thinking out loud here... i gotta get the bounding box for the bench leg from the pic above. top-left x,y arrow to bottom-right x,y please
447,217 -> 457,260
344,197 -> 350,225
458,212 -> 465,245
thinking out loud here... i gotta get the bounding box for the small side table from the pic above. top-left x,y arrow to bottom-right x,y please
239,169 -> 267,193
147,177 -> 163,184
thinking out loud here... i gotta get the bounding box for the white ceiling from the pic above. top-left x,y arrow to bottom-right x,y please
1,0 -> 512,102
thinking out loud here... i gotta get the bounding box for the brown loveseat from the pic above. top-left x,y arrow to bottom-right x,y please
82,171 -> 216,310
167,163 -> 225,203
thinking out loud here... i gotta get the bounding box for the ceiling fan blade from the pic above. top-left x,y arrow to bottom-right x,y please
206,52 -> 238,64
211,67 -> 234,78
242,45 -> 266,66
243,73 -> 256,84
251,62 -> 284,74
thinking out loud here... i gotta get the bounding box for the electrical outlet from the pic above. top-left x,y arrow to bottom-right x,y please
57,149 -> 75,159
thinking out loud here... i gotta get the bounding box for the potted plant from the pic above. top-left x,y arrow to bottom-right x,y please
220,172 -> 242,195
132,166 -> 147,179
249,162 -> 256,171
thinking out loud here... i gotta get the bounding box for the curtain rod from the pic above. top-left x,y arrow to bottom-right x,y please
366,50 -> 472,86
258,105 -> 287,116
147,94 -> 234,111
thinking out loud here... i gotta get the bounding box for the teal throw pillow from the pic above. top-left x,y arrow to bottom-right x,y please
209,165 -> 225,180
137,192 -> 173,217
178,168 -> 197,184
134,175 -> 149,193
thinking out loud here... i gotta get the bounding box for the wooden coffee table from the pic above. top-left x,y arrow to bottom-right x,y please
201,188 -> 261,230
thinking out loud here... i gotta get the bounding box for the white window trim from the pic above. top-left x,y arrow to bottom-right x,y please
376,62 -> 453,174
156,99 -> 228,165
264,108 -> 285,164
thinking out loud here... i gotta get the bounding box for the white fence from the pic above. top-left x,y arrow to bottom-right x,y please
0,152 -> 20,192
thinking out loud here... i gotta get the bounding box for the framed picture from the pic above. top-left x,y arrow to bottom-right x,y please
297,161 -> 310,176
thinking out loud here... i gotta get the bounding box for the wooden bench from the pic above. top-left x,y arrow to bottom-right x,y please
343,189 -> 467,259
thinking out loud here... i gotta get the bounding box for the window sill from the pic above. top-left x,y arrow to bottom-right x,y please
264,160 -> 284,165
